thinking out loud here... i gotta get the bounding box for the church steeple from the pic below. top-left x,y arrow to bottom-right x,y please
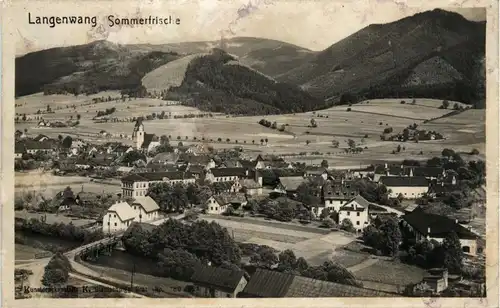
132,118 -> 145,149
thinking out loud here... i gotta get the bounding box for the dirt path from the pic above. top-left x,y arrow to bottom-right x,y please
347,257 -> 379,273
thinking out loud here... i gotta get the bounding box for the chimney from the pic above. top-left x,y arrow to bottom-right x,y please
455,219 -> 458,224
384,163 -> 388,169
427,227 -> 431,234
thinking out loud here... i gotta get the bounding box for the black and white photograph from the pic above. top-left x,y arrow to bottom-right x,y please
4,0 -> 495,303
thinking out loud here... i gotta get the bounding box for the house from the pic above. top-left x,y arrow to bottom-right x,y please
420,268 -> 449,294
338,195 -> 370,232
33,134 -> 49,142
274,176 -> 305,197
211,181 -> 241,194
151,152 -> 180,165
15,142 -> 26,159
121,171 -> 196,198
401,208 -> 480,256
190,265 -> 247,298
238,269 -> 392,298
132,119 -> 160,153
221,160 -> 243,168
374,164 -> 445,182
75,160 -> 91,170
205,168 -> 249,183
102,201 -> 136,234
240,179 -> 263,196
304,167 -> 329,180
130,196 -> 160,222
205,193 -> 247,214
427,182 -> 459,198
317,180 -> 359,215
182,154 -> 216,170
23,140 -> 54,155
379,176 -> 429,199
239,159 -> 265,170
116,166 -> 134,174
76,192 -> 100,206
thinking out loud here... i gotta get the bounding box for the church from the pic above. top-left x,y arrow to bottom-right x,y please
131,119 -> 161,153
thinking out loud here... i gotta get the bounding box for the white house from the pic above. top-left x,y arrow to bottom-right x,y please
205,168 -> 249,183
338,195 -> 370,232
240,179 -> 263,196
205,193 -> 247,215
316,181 -> 359,215
102,201 -> 137,234
379,176 -> 429,199
121,171 -> 196,198
130,196 -> 160,222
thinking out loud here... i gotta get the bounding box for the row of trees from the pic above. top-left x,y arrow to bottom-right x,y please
258,119 -> 286,132
17,218 -> 104,245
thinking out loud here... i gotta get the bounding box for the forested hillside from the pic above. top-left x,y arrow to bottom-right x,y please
167,49 -> 327,115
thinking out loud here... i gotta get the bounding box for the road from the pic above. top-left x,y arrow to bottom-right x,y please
15,215 -> 183,298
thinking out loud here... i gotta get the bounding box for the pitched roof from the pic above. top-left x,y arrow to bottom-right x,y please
15,142 -> 26,154
277,176 -> 305,191
34,134 -> 49,141
190,265 -> 245,293
240,269 -> 392,298
141,133 -> 157,149
240,268 -> 295,297
210,168 -> 247,177
23,139 -> 53,150
182,154 -> 212,165
340,195 -> 370,212
322,182 -> 359,200
132,196 -> 160,213
152,152 -> 180,163
241,179 -> 262,189
121,171 -> 195,182
239,159 -> 257,169
403,209 -> 478,240
107,201 -> 136,222
213,193 -> 247,205
380,176 -> 429,187
406,167 -> 444,178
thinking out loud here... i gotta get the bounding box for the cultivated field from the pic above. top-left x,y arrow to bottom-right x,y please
142,54 -> 206,91
15,93 -> 485,167
15,171 -> 121,199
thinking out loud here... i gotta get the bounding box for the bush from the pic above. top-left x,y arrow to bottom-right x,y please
346,108 -> 352,112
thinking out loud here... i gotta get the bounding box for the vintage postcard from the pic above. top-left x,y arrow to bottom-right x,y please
1,0 -> 498,307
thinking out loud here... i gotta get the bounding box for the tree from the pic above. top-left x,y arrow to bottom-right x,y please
340,218 -> 355,233
310,118 -> 317,128
397,144 -> 402,153
442,232 -> 463,274
62,136 -> 73,148
442,100 -> 450,109
331,139 -> 339,148
306,140 -> 310,146
441,148 -> 455,158
42,253 -> 72,286
58,135 -> 63,142
320,160 -> 328,168
122,150 -> 146,165
378,217 -> 402,256
347,139 -> 356,149
156,248 -> 201,281
249,246 -> 278,269
277,249 -> 297,273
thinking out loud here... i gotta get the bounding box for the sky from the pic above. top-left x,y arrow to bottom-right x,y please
8,0 -> 487,56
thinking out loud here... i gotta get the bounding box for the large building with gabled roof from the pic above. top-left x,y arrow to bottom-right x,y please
121,171 -> 196,198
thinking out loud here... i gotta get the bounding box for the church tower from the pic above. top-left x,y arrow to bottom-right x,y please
132,119 -> 145,150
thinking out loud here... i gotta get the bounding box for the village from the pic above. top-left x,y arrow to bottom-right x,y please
14,117 -> 486,298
